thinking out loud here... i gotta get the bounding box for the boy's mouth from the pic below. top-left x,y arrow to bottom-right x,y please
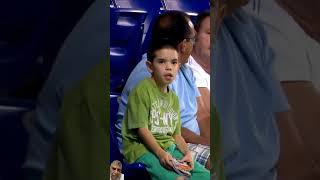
164,73 -> 174,80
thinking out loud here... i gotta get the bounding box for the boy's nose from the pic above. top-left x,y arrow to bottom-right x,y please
165,64 -> 172,70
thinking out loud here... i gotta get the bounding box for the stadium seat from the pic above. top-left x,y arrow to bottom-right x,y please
110,94 -> 151,180
163,0 -> 210,13
0,99 -> 35,180
110,7 -> 147,93
112,0 -> 165,34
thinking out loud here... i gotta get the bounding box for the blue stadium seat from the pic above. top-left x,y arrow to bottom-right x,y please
0,99 -> 35,180
113,0 -> 165,34
163,0 -> 210,23
110,7 -> 147,93
111,0 -> 167,77
110,94 -> 151,180
163,0 -> 210,13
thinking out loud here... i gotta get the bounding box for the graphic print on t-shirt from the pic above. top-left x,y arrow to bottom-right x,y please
150,98 -> 178,134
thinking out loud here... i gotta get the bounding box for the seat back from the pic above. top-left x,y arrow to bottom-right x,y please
0,99 -> 35,180
110,8 -> 147,93
163,0 -> 210,13
109,94 -> 151,180
113,0 -> 165,34
110,94 -> 123,163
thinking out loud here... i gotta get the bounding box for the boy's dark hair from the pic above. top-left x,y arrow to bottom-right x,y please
194,11 -> 210,32
147,39 -> 178,62
151,10 -> 193,48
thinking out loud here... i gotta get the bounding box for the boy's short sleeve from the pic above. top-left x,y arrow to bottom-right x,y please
126,89 -> 150,130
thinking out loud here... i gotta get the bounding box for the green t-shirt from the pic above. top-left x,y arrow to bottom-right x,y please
122,78 -> 181,163
43,60 -> 107,180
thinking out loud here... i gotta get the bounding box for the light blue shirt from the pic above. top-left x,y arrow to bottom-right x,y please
212,9 -> 289,180
116,54 -> 200,150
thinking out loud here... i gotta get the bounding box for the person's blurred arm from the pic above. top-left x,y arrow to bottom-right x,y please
276,81 -> 320,180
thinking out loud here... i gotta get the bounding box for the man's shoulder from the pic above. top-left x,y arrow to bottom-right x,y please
122,57 -> 150,91
186,56 -> 200,71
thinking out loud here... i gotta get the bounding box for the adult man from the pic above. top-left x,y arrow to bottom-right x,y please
110,160 -> 124,180
116,11 -> 211,168
185,11 -> 212,170
212,1 -> 290,180
186,11 -> 210,139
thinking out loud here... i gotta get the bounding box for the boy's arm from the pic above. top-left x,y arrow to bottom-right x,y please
137,127 -> 173,169
174,135 -> 194,169
173,134 -> 189,155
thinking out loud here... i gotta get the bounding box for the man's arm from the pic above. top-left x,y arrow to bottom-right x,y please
276,81 -> 320,180
181,127 -> 209,146
181,87 -> 210,146
276,110 -> 318,179
197,87 -> 211,139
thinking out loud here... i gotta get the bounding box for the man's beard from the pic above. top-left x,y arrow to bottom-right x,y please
111,173 -> 121,180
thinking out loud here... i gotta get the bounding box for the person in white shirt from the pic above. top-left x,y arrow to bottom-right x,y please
186,11 -> 211,169
188,11 -> 210,91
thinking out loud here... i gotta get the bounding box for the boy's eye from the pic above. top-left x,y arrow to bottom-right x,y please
172,61 -> 178,64
158,60 -> 165,64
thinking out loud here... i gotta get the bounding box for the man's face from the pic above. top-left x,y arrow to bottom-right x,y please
179,20 -> 196,64
194,16 -> 210,61
110,164 -> 121,180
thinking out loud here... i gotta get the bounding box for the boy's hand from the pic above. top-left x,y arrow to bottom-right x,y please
179,151 -> 194,170
157,150 -> 174,170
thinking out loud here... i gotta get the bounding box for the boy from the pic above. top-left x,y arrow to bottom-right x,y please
121,40 -> 210,180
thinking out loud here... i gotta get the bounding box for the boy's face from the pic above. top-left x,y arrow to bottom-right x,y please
147,48 -> 180,86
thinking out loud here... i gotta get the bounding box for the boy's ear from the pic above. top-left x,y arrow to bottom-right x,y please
146,60 -> 153,74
